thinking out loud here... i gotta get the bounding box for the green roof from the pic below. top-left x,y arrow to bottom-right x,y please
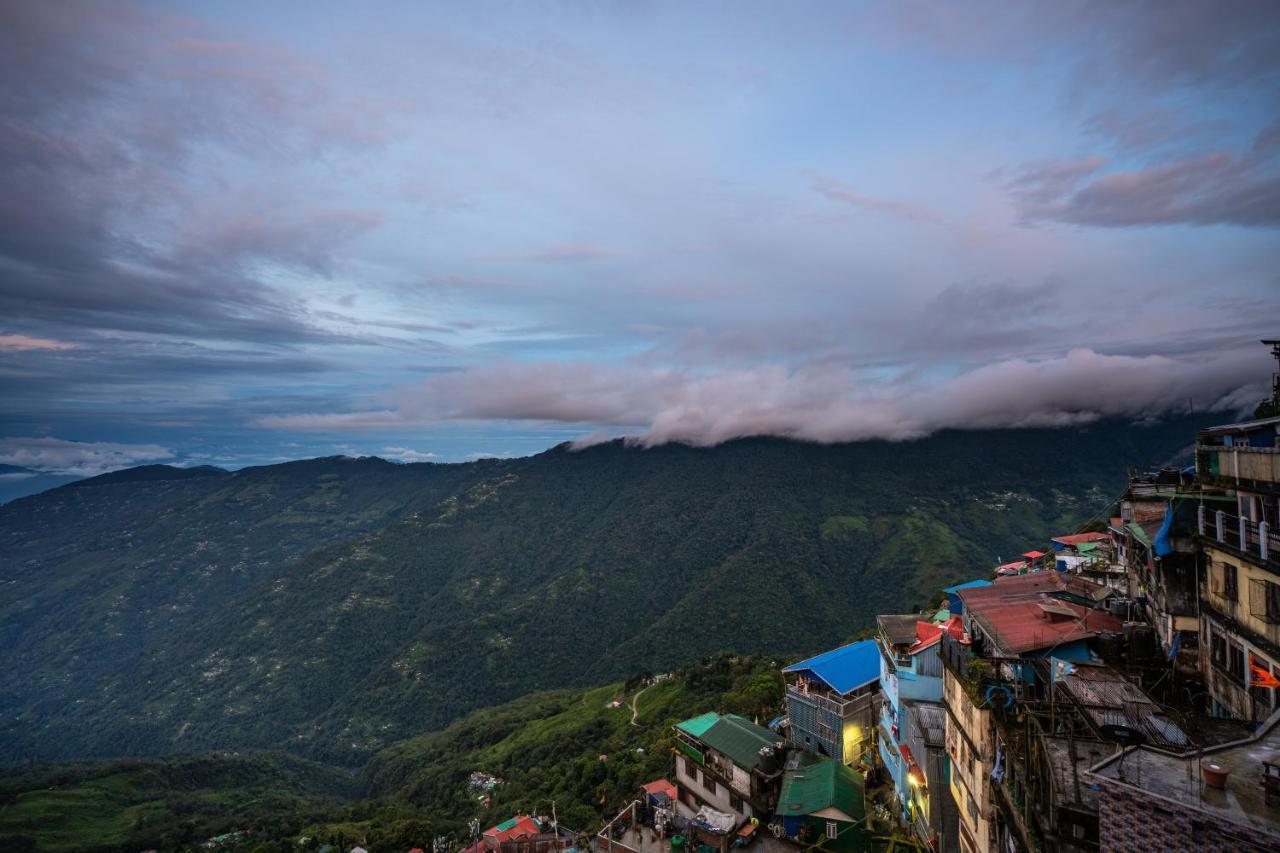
1076,541 -> 1099,553
698,714 -> 780,770
675,711 -> 721,738
1127,523 -> 1152,548
777,755 -> 865,821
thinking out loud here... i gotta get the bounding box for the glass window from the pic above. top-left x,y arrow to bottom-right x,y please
826,821 -> 838,839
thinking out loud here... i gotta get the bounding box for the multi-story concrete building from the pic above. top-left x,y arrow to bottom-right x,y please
672,711 -> 786,827
1196,414 -> 1280,721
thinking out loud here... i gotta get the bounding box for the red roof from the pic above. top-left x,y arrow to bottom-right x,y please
908,616 -> 968,654
967,598 -> 1123,654
959,571 -> 1107,606
642,778 -> 677,800
484,816 -> 542,843
1022,550 -> 1047,559
958,573 -> 1121,653
1051,532 -> 1108,546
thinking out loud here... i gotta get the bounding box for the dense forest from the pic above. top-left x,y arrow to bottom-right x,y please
0,416 -> 1212,768
0,656 -> 783,852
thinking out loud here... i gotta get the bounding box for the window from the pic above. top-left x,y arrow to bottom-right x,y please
825,821 -> 838,840
684,757 -> 697,777
1211,631 -> 1228,668
1229,643 -> 1246,684
1250,578 -> 1280,625
817,722 -> 836,742
730,794 -> 743,813
1222,562 -> 1239,601
702,769 -> 717,794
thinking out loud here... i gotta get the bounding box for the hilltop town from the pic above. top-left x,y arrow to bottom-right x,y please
458,355 -> 1280,853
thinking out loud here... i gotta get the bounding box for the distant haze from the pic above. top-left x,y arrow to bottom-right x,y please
1,1 -> 1277,474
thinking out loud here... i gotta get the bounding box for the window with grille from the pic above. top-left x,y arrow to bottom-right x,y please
826,822 -> 838,839
702,769 -> 717,794
1250,578 -> 1280,625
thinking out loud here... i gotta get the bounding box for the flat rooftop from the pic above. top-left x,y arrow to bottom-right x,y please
1089,711 -> 1280,841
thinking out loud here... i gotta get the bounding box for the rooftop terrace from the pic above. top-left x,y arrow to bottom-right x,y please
1089,709 -> 1280,841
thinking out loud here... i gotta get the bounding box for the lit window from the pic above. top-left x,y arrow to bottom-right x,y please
826,822 -> 838,839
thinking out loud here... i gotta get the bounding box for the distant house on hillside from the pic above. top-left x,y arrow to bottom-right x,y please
672,711 -> 786,827
782,640 -> 880,766
775,753 -> 869,852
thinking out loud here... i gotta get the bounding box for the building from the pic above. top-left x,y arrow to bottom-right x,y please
877,612 -> 962,851
1088,707 -> 1280,852
672,712 -> 786,826
775,753 -> 870,852
945,579 -> 993,616
782,640 -> 880,766
956,572 -> 1124,661
1110,469 -> 1204,666
940,573 -> 1129,853
1196,414 -> 1280,722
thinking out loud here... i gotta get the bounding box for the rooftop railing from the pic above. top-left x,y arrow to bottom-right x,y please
1199,505 -> 1280,571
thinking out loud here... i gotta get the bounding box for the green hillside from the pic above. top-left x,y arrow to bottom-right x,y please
0,751 -> 355,852
0,656 -> 781,853
0,417 -> 1212,766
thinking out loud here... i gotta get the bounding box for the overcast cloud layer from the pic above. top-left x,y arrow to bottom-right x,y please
1,1 -> 1278,483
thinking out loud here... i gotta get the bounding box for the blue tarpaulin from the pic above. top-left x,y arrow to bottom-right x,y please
783,640 -> 880,696
1154,500 -> 1174,558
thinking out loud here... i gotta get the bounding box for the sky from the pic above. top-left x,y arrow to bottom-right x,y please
1,1 -> 1279,491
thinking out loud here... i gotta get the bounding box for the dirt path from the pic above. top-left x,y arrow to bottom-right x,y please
630,683 -> 652,727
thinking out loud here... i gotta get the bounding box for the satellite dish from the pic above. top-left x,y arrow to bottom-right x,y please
1100,724 -> 1147,747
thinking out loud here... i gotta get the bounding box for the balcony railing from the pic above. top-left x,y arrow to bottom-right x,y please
1198,444 -> 1280,489
1198,506 -> 1280,570
786,683 -> 867,717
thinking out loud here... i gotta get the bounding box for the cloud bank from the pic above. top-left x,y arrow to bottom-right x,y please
0,437 -> 174,477
260,348 -> 1263,447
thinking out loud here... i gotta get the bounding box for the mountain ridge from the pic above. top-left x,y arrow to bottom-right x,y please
0,415 -> 1216,767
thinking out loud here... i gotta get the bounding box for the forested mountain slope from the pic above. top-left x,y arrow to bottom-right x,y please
0,416 -> 1213,766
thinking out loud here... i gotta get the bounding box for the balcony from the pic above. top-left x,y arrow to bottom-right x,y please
785,683 -> 869,717
1198,444 -> 1280,492
1198,506 -> 1280,573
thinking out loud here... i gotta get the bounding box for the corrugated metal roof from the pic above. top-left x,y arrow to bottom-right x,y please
969,599 -> 1123,654
878,614 -> 925,646
944,578 -> 993,594
1200,414 -> 1280,435
783,639 -> 881,695
699,714 -> 781,771
776,755 -> 864,820
675,711 -> 720,738
1051,532 -> 1109,546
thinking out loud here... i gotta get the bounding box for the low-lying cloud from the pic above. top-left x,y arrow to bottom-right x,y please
0,437 -> 174,477
259,348 -> 1263,447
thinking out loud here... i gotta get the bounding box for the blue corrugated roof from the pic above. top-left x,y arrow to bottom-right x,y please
944,578 -> 993,594
782,639 -> 880,695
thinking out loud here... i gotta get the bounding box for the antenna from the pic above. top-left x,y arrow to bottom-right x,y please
1265,339 -> 1280,409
